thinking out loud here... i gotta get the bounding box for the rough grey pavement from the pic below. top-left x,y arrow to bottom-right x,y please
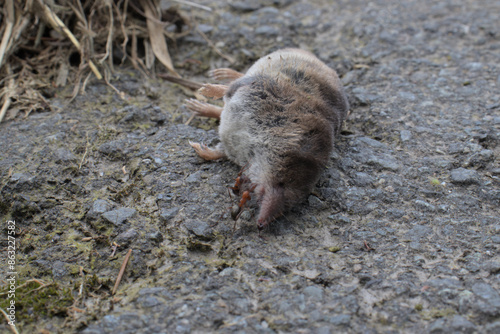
0,0 -> 499,333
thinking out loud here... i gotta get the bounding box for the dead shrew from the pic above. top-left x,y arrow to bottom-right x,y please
186,48 -> 349,230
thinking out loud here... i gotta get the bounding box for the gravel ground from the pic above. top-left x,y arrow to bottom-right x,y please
1,0 -> 499,333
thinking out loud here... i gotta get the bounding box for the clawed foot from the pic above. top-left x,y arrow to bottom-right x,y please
189,141 -> 226,161
185,98 -> 223,119
198,84 -> 228,100
210,68 -> 244,82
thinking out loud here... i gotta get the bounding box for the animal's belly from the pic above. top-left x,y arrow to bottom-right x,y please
219,123 -> 257,166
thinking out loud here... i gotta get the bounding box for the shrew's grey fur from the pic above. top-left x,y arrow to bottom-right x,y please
188,49 -> 349,230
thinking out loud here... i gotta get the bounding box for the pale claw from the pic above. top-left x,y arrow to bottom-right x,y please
209,68 -> 244,82
188,141 -> 226,161
198,84 -> 228,100
185,99 -> 222,119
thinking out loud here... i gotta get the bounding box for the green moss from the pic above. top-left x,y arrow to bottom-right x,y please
328,246 -> 341,253
133,123 -> 152,131
185,237 -> 213,252
419,307 -> 456,320
67,264 -> 81,275
429,177 -> 441,186
0,280 -> 74,328
255,270 -> 268,277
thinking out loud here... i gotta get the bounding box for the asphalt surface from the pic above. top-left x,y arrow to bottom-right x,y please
0,0 -> 499,333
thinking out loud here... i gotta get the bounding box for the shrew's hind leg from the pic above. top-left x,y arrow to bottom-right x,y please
199,84 -> 228,100
210,68 -> 244,82
189,141 -> 227,161
185,99 -> 223,119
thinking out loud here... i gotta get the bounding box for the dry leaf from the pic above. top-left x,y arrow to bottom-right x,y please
143,0 -> 180,77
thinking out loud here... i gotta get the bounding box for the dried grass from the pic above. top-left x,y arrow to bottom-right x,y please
0,0 -> 193,123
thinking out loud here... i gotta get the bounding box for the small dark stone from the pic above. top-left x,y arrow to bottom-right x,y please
93,199 -> 112,213
229,2 -> 261,12
159,207 -> 179,223
398,91 -> 417,101
87,199 -> 113,219
138,287 -> 170,296
450,168 -> 480,185
426,278 -> 462,289
230,204 -> 240,220
197,24 -> 213,34
428,318 -> 446,333
351,87 -> 381,105
303,286 -> 323,301
102,207 -> 136,225
308,195 -> 327,209
368,154 -> 400,171
472,282 -> 500,316
255,25 -> 279,36
352,172 -> 374,187
184,219 -> 213,240
10,173 -> 34,184
328,214 -> 351,225
400,130 -> 412,142
185,171 -> 202,184
316,326 -> 332,334
157,193 -> 174,207
327,314 -> 351,326
318,188 -> 341,203
482,261 -> 500,274
357,136 -> 388,149
414,199 -> 436,212
448,142 -> 466,154
116,228 -> 139,246
54,148 -> 77,163
98,140 -> 126,158
450,315 -> 476,334
485,321 -> 500,334
464,62 -> 483,71
465,149 -> 494,167
146,231 -> 164,243
137,296 -> 161,308
486,102 -> 500,110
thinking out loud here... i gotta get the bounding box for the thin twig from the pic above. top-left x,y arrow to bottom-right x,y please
0,64 -> 14,123
78,266 -> 85,296
0,279 -> 47,296
0,0 -> 15,69
114,0 -> 130,64
196,26 -> 235,64
103,72 -> 127,99
157,73 -> 203,90
0,97 -> 12,123
81,71 -> 93,94
36,0 -> 102,80
103,1 -> 114,71
128,0 -> 168,26
173,0 -> 213,12
184,113 -> 195,126
78,133 -> 90,171
112,248 -> 132,295
31,282 -> 53,292
0,307 -> 19,334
